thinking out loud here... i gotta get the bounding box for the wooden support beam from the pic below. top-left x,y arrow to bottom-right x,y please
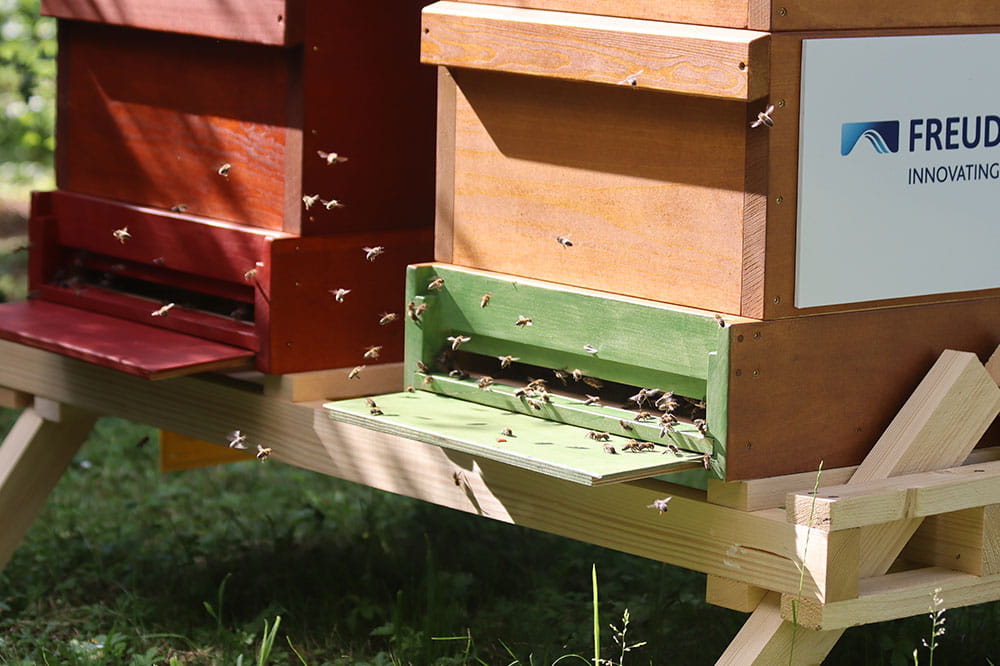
0,339 -> 839,601
780,566 -> 1000,631
262,363 -> 404,403
159,430 -> 253,472
719,349 -> 1000,664
706,576 -> 767,612
0,399 -> 96,570
0,387 -> 31,409
709,448 -> 1000,512
902,505 -> 1000,576
787,458 -> 1000,531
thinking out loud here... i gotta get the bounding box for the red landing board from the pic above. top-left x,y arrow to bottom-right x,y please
0,301 -> 253,380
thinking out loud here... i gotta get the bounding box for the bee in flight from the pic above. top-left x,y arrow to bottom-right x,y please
317,150 -> 349,165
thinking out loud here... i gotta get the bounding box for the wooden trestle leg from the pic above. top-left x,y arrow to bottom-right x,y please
0,398 -> 97,571
718,349 -> 1000,665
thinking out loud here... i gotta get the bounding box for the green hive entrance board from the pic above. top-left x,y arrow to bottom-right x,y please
325,391 -> 704,486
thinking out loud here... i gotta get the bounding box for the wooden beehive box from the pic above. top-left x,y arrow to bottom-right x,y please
0,1 -> 438,378
443,0 -> 1000,31
327,263 -> 1000,482
422,2 -> 1000,319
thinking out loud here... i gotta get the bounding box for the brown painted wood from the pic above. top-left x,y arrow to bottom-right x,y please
434,67 -> 457,264
761,28 -> 1000,320
42,0 -> 303,45
725,298 -> 1000,480
447,68 -> 748,315
421,2 -> 767,100
447,0 -> 1000,31
56,21 -> 295,231
0,301 -> 253,379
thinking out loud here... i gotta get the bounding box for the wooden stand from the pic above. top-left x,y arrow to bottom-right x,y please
2,338 -> 1000,664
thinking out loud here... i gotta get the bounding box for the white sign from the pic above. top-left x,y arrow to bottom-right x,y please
796,34 -> 1000,308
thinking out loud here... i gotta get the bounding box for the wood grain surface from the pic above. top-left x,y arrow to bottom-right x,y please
42,0 -> 301,45
422,2 -> 767,99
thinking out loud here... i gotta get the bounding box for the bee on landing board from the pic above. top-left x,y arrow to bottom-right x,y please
515,316 -> 533,328
480,293 -> 491,308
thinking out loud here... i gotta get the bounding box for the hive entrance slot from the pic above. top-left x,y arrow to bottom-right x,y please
416,349 -> 713,455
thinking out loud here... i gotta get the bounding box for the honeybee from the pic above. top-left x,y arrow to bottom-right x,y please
603,443 -> 617,454
150,303 -> 175,317
416,360 -> 429,373
686,397 -> 708,410
363,345 -> 382,360
750,104 -> 775,129
112,226 -> 131,243
422,375 -> 434,385
218,163 -> 232,177
526,378 -> 547,391
623,439 -> 641,452
321,198 -> 345,210
170,204 -> 188,213
407,301 -> 428,321
634,411 -> 654,421
348,365 -> 365,379
618,419 -> 634,432
447,335 -> 471,350
370,407 -> 384,416
556,235 -> 573,248
448,369 -> 468,379
427,277 -> 445,290
526,398 -> 542,410
364,397 -> 378,408
702,452 -> 712,469
477,376 -> 494,390
515,316 -> 533,327
582,376 -> 603,390
244,268 -> 259,281
583,394 -> 601,406
317,150 -> 348,165
363,246 -> 385,261
256,444 -> 272,461
500,427 -> 513,437
302,194 -> 320,209
379,312 -> 398,325
480,293 -> 491,308
656,392 -> 678,413
227,430 -> 248,450
329,288 -> 351,302
553,369 -> 569,385
694,419 -> 709,437
664,443 -> 679,454
586,431 -> 611,442
452,471 -> 463,486
646,497 -> 672,514
714,313 -> 727,328
583,344 -> 598,355
571,369 -> 583,382
405,385 -> 416,393
498,355 -> 519,369
513,387 -> 526,398
638,441 -> 655,451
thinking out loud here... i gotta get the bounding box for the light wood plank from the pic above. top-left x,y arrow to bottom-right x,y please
0,402 -> 97,570
0,339 -> 841,602
447,0 -> 754,30
788,459 -> 1000,531
706,576 -> 767,612
0,387 -> 31,409
720,349 -> 1000,664
422,2 -> 767,99
780,566 -> 1000,631
901,505 -> 1000,577
263,363 -> 404,403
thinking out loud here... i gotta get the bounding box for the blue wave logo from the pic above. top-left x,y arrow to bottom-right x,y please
841,121 -> 900,155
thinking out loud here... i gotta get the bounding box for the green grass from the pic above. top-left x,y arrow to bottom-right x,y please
0,411 -> 998,665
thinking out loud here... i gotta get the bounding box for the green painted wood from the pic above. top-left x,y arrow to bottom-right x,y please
705,325 -> 732,479
425,374 -> 714,455
324,391 -> 703,486
405,264 -> 724,398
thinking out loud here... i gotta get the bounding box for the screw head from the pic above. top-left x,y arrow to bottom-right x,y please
778,7 -> 787,16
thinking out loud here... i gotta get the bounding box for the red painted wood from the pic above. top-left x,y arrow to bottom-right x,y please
42,0 -> 303,45
263,226 -> 434,374
48,191 -> 283,287
37,285 -> 259,351
56,22 -> 295,230
295,1 -> 437,236
0,301 -> 253,379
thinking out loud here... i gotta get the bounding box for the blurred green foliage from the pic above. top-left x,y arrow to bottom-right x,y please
0,0 -> 55,186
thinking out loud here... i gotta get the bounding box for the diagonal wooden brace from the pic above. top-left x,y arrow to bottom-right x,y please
0,398 -> 97,571
717,348 -> 1000,665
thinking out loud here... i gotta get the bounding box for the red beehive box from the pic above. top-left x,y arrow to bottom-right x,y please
0,2 -> 437,378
